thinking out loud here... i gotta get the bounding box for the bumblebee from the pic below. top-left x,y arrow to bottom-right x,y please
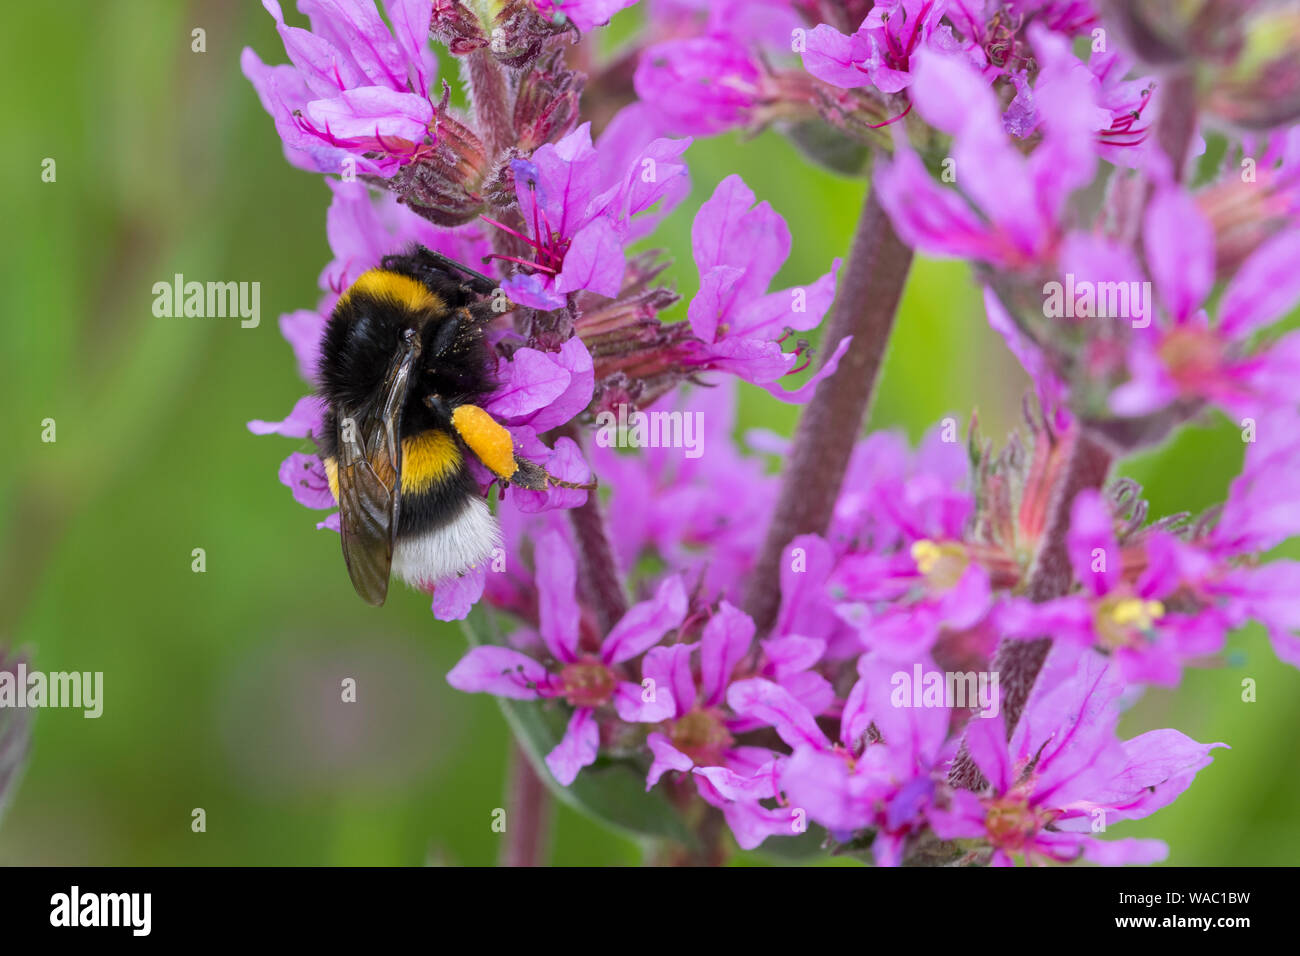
316,246 -> 589,606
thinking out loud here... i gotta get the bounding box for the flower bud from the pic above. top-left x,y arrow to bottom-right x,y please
514,50 -> 585,152
384,90 -> 490,225
1103,0 -> 1300,129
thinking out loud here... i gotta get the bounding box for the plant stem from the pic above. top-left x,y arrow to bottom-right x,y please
948,430 -> 1113,788
742,187 -> 914,635
464,48 -> 515,157
499,743 -> 551,866
568,484 -> 629,634
1155,69 -> 1198,185
556,424 -> 628,633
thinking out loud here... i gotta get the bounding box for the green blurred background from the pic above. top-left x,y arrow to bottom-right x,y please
1,1 -> 1296,865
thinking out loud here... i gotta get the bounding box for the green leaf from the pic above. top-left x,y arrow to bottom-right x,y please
461,608 -> 698,850
755,823 -> 829,861
783,120 -> 872,178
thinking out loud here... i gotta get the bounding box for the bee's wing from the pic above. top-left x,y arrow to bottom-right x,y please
335,335 -> 421,606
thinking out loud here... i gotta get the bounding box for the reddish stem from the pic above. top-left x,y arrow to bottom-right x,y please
499,744 -> 551,867
743,187 -> 914,634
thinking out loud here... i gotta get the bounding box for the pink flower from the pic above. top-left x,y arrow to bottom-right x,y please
780,654 -> 951,866
589,383 -> 777,601
929,646 -> 1224,865
875,32 -> 1105,270
1110,191 -> 1300,417
242,0 -> 438,175
995,491 -> 1213,685
533,0 -> 638,32
681,175 -> 846,401
493,123 -> 691,310
802,0 -> 957,94
634,36 -> 766,136
447,529 -> 689,784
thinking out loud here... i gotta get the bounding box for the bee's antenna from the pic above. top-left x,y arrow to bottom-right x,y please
546,473 -> 598,491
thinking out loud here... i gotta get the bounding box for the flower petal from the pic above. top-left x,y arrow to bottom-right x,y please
446,646 -> 548,700
545,707 -> 599,785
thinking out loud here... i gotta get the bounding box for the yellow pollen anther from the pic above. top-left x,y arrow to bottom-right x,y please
1110,598 -> 1165,629
911,540 -> 942,575
911,539 -> 969,590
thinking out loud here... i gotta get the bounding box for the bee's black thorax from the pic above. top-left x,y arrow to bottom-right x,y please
316,250 -> 502,543
317,255 -> 497,447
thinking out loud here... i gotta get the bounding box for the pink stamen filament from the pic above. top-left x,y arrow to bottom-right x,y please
479,214 -> 543,251
483,253 -> 558,276
866,101 -> 913,128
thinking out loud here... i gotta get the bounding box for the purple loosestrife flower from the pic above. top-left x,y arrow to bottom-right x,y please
1200,125 -> 1300,277
930,646 -> 1224,865
676,676 -> 826,848
1162,417 -> 1300,668
642,604 -> 774,787
688,676 -> 845,850
1108,187 -> 1300,418
875,32 -> 1105,270
633,36 -> 770,137
631,1 -> 819,139
995,490 -> 1220,685
999,46 -> 1156,161
647,0 -> 800,49
641,590 -> 836,795
447,529 -> 688,784
533,0 -> 639,32
556,168 -> 844,410
589,384 -> 777,601
802,0 -> 962,95
490,123 -> 691,310
242,0 -> 438,175
681,175 -> 846,401
779,654 -> 952,865
824,424 -> 996,661
1007,0 -> 1098,34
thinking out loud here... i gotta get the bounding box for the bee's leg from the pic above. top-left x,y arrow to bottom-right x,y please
386,246 -> 499,297
449,404 -> 597,491
511,458 -> 598,491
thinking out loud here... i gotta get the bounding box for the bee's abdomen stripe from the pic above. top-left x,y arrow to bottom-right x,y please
400,429 -> 463,495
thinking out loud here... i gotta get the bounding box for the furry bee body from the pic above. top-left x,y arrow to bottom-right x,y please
316,249 -> 503,603
314,246 -> 595,606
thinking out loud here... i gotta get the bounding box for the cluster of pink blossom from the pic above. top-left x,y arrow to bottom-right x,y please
245,0 -> 1300,864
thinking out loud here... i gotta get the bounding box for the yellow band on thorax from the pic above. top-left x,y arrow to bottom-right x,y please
341,269 -> 443,314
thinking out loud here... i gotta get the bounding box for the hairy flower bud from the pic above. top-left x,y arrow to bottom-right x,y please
1205,6 -> 1300,129
514,50 -> 586,152
382,89 -> 490,225
1197,165 -> 1300,278
434,0 -> 575,67
1103,0 -> 1300,129
430,0 -> 490,54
